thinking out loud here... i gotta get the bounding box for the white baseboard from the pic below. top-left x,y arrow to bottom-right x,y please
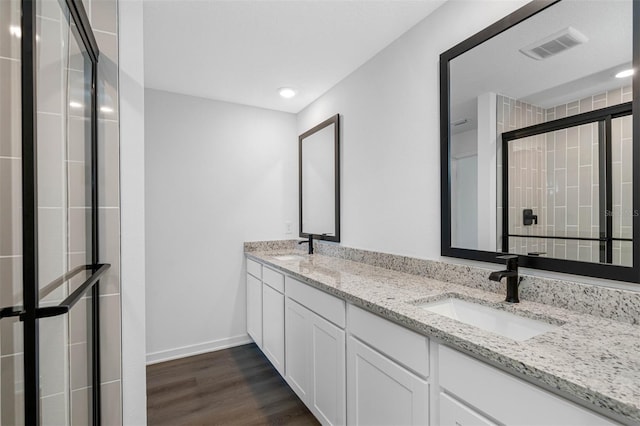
146,334 -> 253,365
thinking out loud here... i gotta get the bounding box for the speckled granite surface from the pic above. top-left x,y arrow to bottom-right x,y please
245,240 -> 640,325
245,243 -> 640,424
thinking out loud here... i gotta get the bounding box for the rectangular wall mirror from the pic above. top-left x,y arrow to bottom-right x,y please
299,114 -> 340,242
440,0 -> 639,282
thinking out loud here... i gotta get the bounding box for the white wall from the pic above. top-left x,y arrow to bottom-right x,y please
477,92 -> 498,251
297,0 -> 530,259
144,89 -> 298,363
451,129 -> 477,159
119,0 -> 147,424
452,155 -> 478,248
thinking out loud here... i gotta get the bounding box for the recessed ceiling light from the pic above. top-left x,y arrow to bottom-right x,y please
69,101 -> 83,109
278,87 -> 297,99
615,69 -> 634,79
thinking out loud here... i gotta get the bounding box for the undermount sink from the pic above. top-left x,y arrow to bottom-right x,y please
273,254 -> 306,261
419,297 -> 560,342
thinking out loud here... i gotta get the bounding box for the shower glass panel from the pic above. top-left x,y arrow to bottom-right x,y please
503,107 -> 632,266
611,115 -> 633,266
506,122 -> 600,262
0,0 -> 103,424
0,0 -> 24,423
36,0 -> 95,423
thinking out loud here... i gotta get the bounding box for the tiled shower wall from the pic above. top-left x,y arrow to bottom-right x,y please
497,95 -> 546,255
0,0 -> 23,424
502,86 -> 632,266
0,0 -> 121,424
611,112 -> 633,266
92,0 -> 122,422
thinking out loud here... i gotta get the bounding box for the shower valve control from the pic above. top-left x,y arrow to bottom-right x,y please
523,209 -> 538,226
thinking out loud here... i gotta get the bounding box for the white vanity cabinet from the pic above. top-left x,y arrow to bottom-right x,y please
439,391 -> 497,426
437,346 -> 619,426
262,281 -> 285,376
285,277 -> 346,426
246,256 -> 623,426
245,259 -> 285,376
262,266 -> 285,376
347,305 -> 430,426
284,297 -> 311,401
246,259 -> 263,348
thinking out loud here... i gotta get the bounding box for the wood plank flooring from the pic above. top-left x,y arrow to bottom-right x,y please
146,343 -> 319,425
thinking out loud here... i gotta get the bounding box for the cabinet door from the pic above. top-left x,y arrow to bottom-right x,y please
246,274 -> 262,347
286,298 -> 346,426
262,284 -> 285,376
347,336 -> 428,426
285,298 -> 312,401
311,313 -> 346,426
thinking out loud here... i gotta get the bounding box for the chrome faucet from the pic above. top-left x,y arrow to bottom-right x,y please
489,255 -> 520,303
298,234 -> 314,254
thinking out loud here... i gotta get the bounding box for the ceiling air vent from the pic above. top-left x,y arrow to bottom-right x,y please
519,27 -> 588,60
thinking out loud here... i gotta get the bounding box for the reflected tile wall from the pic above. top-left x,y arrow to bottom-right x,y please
497,94 -> 546,256
544,87 -> 632,265
0,0 -> 23,423
35,3 -> 73,425
0,285 -> 22,355
0,59 -> 21,158
92,0 -> 122,424
543,122 -> 599,263
501,86 -> 632,265
612,114 -> 633,267
0,353 -> 24,425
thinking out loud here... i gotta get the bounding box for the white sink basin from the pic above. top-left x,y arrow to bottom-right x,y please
273,254 -> 306,261
419,297 -> 559,342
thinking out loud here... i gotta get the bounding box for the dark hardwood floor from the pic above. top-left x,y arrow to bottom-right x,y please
147,343 -> 320,425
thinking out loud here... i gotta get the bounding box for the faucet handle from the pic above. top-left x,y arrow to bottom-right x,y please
497,254 -> 518,270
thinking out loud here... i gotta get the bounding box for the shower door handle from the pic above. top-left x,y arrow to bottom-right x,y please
0,306 -> 23,319
0,263 -> 110,320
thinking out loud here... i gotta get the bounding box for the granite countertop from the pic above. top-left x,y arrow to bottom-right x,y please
245,250 -> 640,424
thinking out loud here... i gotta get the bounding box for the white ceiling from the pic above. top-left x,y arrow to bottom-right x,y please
143,0 -> 446,113
450,0 -> 632,133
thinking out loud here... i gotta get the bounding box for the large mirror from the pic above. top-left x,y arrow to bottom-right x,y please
299,114 -> 340,242
441,0 -> 639,282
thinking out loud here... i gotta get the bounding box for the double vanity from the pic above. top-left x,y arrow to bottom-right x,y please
251,0 -> 640,424
244,241 -> 640,426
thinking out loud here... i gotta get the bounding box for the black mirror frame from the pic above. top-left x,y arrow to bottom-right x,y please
440,0 -> 640,283
299,114 -> 341,243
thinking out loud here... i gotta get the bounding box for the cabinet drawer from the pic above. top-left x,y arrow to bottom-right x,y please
263,266 -> 284,293
439,346 -> 618,425
285,277 -> 345,328
246,258 -> 262,279
348,304 -> 429,378
440,392 -> 497,426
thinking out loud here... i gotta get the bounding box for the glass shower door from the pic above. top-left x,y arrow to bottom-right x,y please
0,0 -> 107,424
36,1 -> 95,423
502,107 -> 633,266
